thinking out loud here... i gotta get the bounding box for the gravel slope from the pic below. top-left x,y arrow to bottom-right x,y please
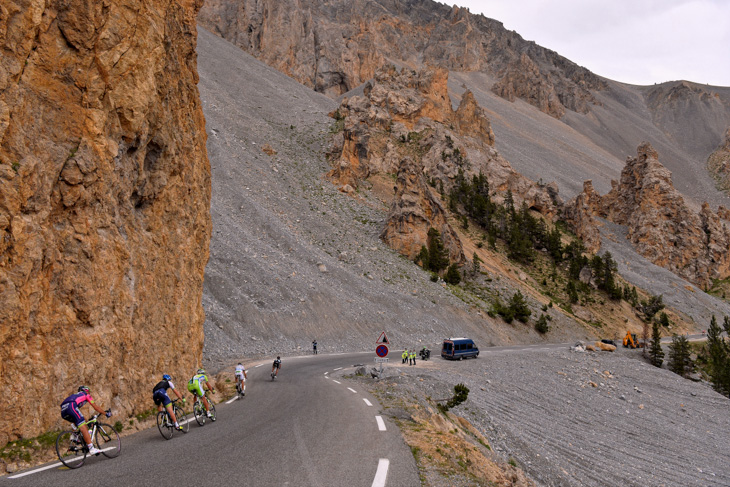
359,347 -> 730,487
196,27 -> 587,369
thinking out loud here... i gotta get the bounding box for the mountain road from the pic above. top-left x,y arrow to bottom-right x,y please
2,353 -> 419,487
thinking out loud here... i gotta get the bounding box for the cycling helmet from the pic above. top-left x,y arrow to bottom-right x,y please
78,385 -> 90,394
277,356 -> 281,360
162,374 -> 172,381
197,368 -> 205,375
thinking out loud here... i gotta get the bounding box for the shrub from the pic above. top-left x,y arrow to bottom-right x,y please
535,314 -> 550,334
438,383 -> 470,412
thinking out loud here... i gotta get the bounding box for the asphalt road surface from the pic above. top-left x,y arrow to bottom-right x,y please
3,353 -> 419,487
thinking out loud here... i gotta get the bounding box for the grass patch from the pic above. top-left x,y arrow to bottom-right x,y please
0,430 -> 61,463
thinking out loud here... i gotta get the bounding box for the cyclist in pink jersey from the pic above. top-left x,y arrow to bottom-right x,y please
60,386 -> 111,455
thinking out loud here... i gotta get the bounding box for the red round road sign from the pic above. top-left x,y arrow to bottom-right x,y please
375,344 -> 389,357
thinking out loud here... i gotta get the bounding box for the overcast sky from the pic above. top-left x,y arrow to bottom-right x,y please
447,0 -> 730,86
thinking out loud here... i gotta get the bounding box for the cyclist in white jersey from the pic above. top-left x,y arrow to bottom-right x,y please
234,363 -> 247,396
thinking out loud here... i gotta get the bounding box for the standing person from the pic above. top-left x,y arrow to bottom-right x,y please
271,356 -> 282,379
234,363 -> 247,396
60,386 -> 112,455
413,349 -> 417,366
153,374 -> 186,431
402,349 -> 408,364
312,340 -> 318,355
187,369 -> 215,418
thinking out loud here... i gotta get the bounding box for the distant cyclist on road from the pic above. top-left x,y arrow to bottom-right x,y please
312,339 -> 318,355
234,363 -> 247,396
271,356 -> 282,379
187,369 -> 215,418
153,374 -> 186,431
60,386 -> 111,456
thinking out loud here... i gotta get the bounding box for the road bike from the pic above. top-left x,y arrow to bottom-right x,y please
156,399 -> 189,440
236,378 -> 246,397
192,394 -> 216,426
55,411 -> 121,469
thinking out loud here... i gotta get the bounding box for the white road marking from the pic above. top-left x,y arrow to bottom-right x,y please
254,364 -> 263,368
371,459 -> 390,487
333,367 -> 343,371
375,416 -> 386,431
324,371 -> 329,375
363,398 -> 373,406
347,387 -> 357,393
324,375 -> 330,379
226,397 -> 238,404
8,447 -> 117,478
332,380 -> 341,384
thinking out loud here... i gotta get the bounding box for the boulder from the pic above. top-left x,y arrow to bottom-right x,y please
595,341 -> 616,352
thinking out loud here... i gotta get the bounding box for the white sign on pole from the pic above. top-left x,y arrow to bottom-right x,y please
375,358 -> 389,363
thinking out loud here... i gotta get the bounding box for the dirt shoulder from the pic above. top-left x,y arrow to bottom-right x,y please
340,347 -> 730,486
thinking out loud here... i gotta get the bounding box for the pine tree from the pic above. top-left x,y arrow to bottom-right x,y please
444,263 -> 462,285
706,315 -> 730,396
566,280 -> 579,304
649,321 -> 664,367
426,228 -> 449,273
668,334 -> 693,378
470,252 -> 482,277
509,290 -> 531,323
640,294 -> 664,321
546,226 -> 563,262
658,312 -> 670,328
417,245 -> 430,270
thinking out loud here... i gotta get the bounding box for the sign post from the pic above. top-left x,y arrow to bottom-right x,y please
375,332 -> 390,376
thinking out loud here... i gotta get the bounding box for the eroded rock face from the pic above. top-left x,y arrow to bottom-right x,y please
564,143 -> 730,287
328,65 -> 558,263
707,128 -> 730,191
198,0 -> 607,118
0,0 -> 210,446
560,181 -> 603,253
381,157 -> 464,263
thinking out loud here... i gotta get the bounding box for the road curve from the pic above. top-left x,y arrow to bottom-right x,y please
2,353 -> 419,487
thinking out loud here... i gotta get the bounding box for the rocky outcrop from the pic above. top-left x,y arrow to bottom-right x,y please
492,53 -> 566,119
328,65 -> 559,262
0,0 -> 211,446
381,157 -> 464,263
560,181 -> 603,252
707,128 -> 730,191
198,0 -> 607,117
563,143 -> 730,287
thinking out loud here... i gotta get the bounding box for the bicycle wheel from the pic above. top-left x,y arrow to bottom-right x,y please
174,405 -> 189,433
95,423 -> 121,458
157,411 -> 173,440
56,430 -> 86,469
209,402 -> 217,422
193,401 -> 206,426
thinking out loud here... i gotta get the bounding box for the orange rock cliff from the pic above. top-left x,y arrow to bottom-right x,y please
0,0 -> 211,446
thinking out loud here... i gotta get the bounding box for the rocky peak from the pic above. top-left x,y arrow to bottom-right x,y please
199,0 -> 607,117
454,90 -> 495,147
707,127 -> 730,191
564,142 -> 730,288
